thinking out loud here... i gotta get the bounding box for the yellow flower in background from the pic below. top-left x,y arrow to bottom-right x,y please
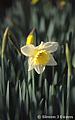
21,41 -> 58,74
60,1 -> 66,6
26,28 -> 36,45
31,0 -> 40,5
58,0 -> 66,8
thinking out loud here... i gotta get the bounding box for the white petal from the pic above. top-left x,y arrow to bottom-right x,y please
28,57 -> 34,71
47,54 -> 57,66
21,45 -> 35,56
43,42 -> 58,53
34,65 -> 45,74
36,41 -> 44,49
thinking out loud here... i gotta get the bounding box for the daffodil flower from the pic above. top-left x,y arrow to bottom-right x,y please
21,41 -> 58,74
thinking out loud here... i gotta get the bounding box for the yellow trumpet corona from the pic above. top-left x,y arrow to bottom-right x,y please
34,50 -> 50,65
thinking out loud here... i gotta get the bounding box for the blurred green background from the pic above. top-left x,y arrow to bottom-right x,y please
0,0 -> 75,120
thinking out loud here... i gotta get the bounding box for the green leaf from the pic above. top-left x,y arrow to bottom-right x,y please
19,80 -> 22,105
21,80 -> 26,102
6,80 -> 9,110
26,89 -> 29,115
72,53 -> 75,68
44,79 -> 48,100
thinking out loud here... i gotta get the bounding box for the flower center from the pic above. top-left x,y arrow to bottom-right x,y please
34,50 -> 49,65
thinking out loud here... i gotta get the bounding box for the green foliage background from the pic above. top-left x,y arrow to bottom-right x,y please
0,0 -> 75,120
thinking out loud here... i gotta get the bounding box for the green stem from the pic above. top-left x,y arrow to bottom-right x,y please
61,80 -> 65,119
32,70 -> 35,93
1,57 -> 5,95
39,73 -> 42,89
31,70 -> 37,112
66,71 -> 71,120
65,43 -> 71,120
28,71 -> 32,100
